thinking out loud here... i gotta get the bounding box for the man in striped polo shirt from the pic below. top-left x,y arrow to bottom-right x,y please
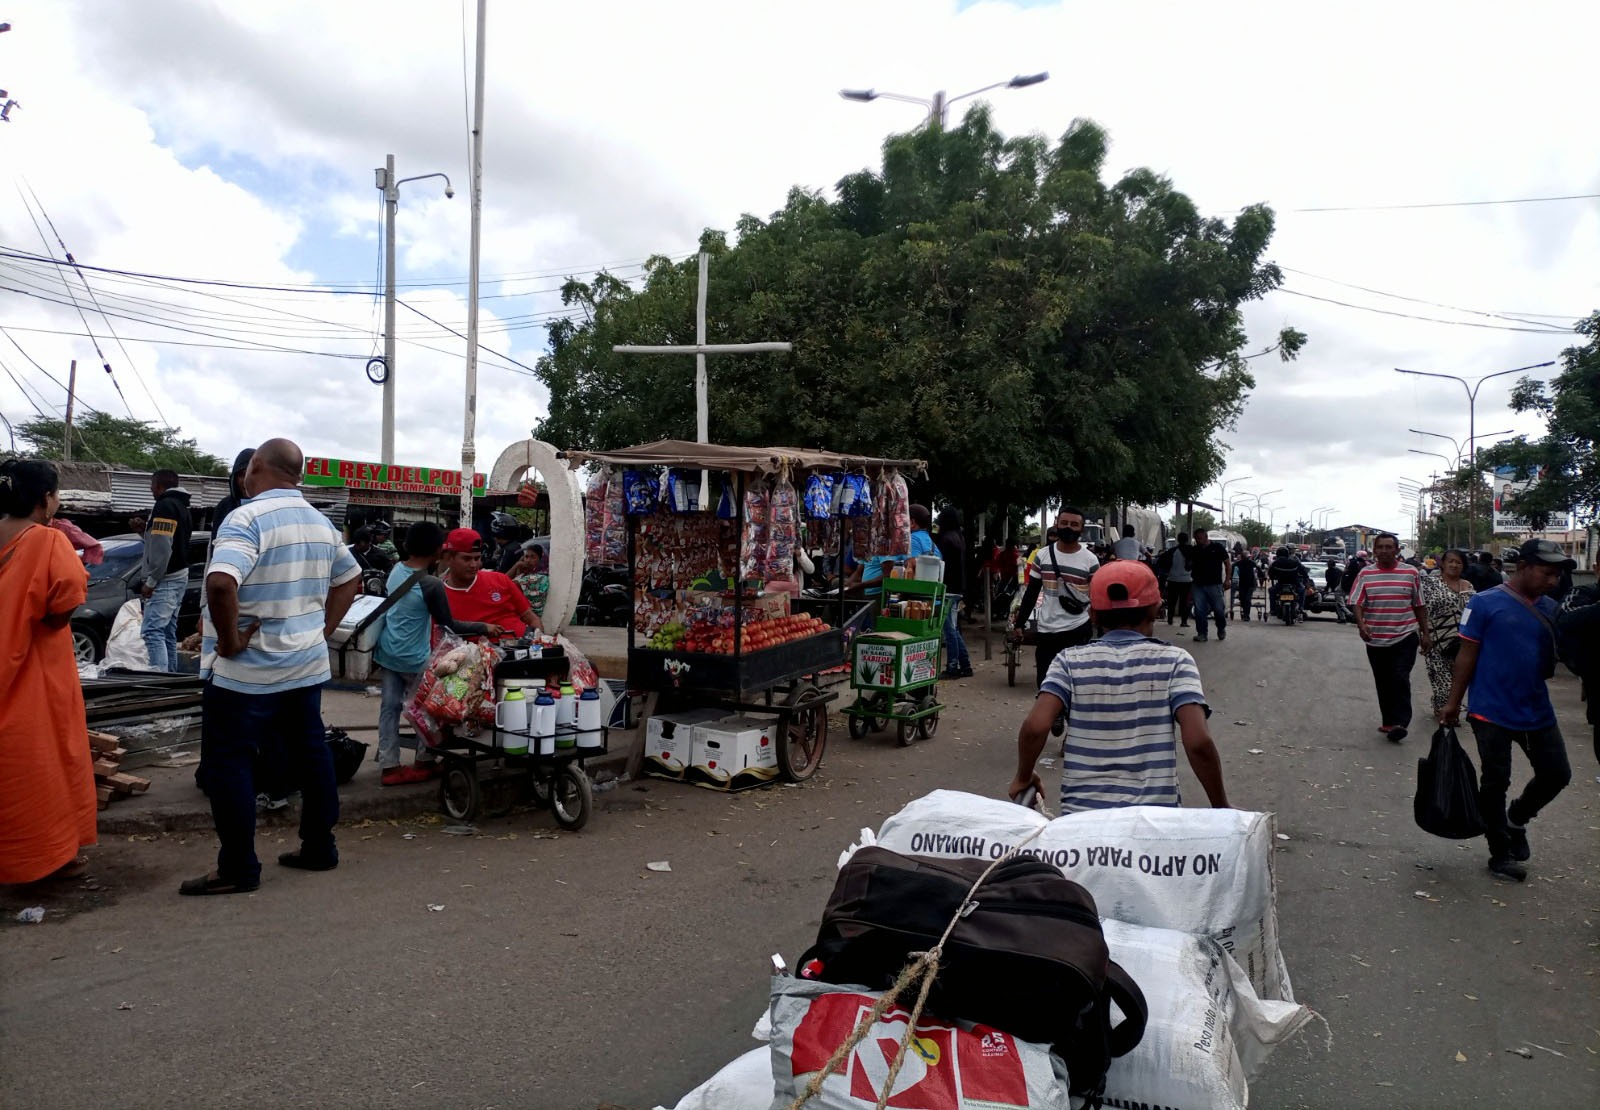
1010,560 -> 1231,812
181,439 -> 361,896
1348,532 -> 1432,742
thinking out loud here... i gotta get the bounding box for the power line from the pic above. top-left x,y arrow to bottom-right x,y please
12,189 -> 138,418
397,298 -> 541,375
0,325 -> 103,416
22,179 -> 170,423
1275,288 -> 1580,334
1281,267 -> 1581,329
1288,191 -> 1600,214
1,360 -> 51,417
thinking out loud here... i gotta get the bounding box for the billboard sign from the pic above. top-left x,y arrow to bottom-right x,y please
303,457 -> 487,498
1491,466 -> 1569,535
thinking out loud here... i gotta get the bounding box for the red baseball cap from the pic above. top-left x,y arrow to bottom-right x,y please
441,527 -> 484,554
1090,560 -> 1161,610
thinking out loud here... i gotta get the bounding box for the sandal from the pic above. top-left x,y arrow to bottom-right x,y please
178,872 -> 260,896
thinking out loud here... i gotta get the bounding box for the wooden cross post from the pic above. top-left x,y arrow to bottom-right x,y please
613,252 -> 792,505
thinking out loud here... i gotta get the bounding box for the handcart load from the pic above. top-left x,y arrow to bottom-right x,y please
405,629 -> 610,829
562,440 -> 926,790
844,567 -> 947,746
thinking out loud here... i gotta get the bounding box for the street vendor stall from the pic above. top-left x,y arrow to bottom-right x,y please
562,440 -> 927,790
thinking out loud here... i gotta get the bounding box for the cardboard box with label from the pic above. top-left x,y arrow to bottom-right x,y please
643,707 -> 729,779
689,714 -> 780,790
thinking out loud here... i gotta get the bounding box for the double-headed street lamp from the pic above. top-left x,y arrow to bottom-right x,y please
840,72 -> 1049,129
375,155 -> 455,466
1395,363 -> 1554,547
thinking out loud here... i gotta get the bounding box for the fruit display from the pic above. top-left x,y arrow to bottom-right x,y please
647,620 -> 688,650
674,613 -> 831,656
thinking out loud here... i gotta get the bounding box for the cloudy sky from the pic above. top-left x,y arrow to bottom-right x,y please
1,0 -> 1596,539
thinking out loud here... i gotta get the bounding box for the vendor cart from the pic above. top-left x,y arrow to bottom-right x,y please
431,653 -> 608,828
843,575 -> 947,746
561,440 -> 925,788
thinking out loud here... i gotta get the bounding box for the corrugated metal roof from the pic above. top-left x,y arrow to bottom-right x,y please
106,469 -> 349,525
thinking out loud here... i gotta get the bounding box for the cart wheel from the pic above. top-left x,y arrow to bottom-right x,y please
897,719 -> 915,747
848,714 -> 870,740
780,686 -> 830,782
438,764 -> 481,822
550,763 -> 592,831
918,713 -> 939,740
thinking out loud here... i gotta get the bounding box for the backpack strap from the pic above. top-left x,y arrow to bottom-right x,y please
1104,959 -> 1148,1057
349,569 -> 424,640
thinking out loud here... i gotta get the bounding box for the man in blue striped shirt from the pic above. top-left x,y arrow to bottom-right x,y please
1010,560 -> 1230,813
181,439 -> 361,896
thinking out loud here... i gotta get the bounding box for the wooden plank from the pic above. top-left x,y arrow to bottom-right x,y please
96,784 -> 114,809
93,758 -> 120,777
107,772 -> 151,794
88,730 -> 121,753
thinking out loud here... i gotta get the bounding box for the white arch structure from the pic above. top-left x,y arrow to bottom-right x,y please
489,438 -> 584,632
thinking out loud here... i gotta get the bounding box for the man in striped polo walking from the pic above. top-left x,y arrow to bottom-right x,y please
1348,533 -> 1432,742
181,439 -> 361,896
1010,560 -> 1231,812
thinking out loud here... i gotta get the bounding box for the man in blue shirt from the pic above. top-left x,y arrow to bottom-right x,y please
1439,539 -> 1576,883
908,504 -> 936,558
184,439 -> 361,896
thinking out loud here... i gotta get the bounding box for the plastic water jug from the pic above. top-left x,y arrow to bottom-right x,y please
555,682 -> 578,748
530,692 -> 557,756
495,688 -> 529,753
576,687 -> 603,750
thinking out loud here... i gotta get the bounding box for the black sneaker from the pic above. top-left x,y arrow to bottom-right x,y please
1487,856 -> 1526,882
1217,627 -> 1227,641
1387,726 -> 1408,743
1505,822 -> 1531,862
1192,634 -> 1208,643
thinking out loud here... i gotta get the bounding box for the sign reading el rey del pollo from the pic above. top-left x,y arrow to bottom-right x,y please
303,457 -> 487,498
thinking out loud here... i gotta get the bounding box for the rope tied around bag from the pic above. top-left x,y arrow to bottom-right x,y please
788,823 -> 1049,1110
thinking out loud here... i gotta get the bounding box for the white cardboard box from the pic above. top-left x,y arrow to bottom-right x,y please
691,714 -> 780,786
644,708 -> 729,776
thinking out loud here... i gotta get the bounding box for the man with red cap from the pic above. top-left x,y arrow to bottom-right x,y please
1010,560 -> 1230,813
439,528 -> 543,638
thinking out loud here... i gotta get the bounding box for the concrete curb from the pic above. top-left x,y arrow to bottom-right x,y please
97,748 -> 633,837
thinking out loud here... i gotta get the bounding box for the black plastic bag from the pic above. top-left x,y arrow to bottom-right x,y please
326,727 -> 369,785
1414,726 -> 1485,839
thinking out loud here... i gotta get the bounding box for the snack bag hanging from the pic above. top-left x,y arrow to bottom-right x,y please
804,473 -> 836,519
666,469 -> 701,513
716,475 -> 737,520
622,469 -> 658,515
843,473 -> 873,517
583,470 -> 609,566
740,484 -> 770,581
883,468 -> 911,555
868,471 -> 891,555
766,473 -> 799,586
602,468 -> 627,563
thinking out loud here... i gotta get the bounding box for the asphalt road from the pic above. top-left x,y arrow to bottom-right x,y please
3,613 -> 1596,1109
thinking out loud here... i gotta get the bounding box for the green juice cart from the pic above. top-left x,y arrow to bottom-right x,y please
842,574 -> 947,746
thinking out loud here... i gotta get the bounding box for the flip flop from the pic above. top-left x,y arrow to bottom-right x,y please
178,873 -> 260,896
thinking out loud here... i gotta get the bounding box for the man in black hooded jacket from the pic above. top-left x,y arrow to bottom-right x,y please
138,469 -> 194,671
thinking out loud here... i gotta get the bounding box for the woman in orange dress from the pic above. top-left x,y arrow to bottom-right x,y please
0,458 -> 98,884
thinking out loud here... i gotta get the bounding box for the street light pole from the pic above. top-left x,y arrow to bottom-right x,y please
459,0 -> 487,528
839,72 -> 1048,129
1395,362 -> 1554,548
376,156 -> 454,466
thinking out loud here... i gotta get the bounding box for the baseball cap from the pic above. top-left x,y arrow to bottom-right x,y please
1090,560 -> 1162,610
1517,538 -> 1575,570
442,527 -> 484,554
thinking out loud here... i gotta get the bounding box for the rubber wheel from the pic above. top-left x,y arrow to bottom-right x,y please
848,714 -> 871,740
780,687 -> 829,782
918,713 -> 939,740
550,763 -> 593,831
71,622 -> 104,664
439,764 -> 481,821
897,719 -> 915,747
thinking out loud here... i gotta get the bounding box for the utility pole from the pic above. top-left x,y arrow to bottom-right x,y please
62,359 -> 76,463
459,0 -> 487,528
380,154 -> 397,467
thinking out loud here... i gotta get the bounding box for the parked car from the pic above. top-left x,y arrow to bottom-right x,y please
70,532 -> 211,663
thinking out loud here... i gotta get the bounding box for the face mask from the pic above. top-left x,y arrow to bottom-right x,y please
1057,528 -> 1081,545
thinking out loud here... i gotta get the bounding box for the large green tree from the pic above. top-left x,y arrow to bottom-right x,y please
1477,311 -> 1599,530
536,110 -> 1302,516
18,413 -> 226,475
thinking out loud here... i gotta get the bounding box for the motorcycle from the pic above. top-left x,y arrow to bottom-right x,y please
1273,579 -> 1301,625
571,564 -> 631,627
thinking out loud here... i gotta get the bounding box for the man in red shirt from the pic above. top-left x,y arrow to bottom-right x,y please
1349,532 -> 1432,741
439,528 -> 542,638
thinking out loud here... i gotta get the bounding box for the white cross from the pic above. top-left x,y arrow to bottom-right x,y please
613,252 -> 792,503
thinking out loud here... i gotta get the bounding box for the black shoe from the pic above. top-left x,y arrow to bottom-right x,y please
1387,726 -> 1408,743
1504,822 -> 1531,862
1217,627 -> 1227,641
278,849 -> 338,872
1192,634 -> 1208,643
956,666 -> 974,678
1487,856 -> 1527,882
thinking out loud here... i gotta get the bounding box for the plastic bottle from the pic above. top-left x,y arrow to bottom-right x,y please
496,688 -> 529,754
555,682 -> 578,748
576,687 -> 603,750
531,691 -> 557,757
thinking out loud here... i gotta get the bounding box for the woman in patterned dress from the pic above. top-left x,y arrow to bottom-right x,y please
1420,549 -> 1475,711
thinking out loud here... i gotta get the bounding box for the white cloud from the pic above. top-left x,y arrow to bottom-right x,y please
0,0 -> 1595,538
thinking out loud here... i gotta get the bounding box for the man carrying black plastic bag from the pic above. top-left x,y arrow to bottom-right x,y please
1438,540 -> 1576,883
1414,726 -> 1485,840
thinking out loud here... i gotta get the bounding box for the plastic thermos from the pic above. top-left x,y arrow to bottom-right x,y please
576,687 -> 603,750
531,691 -> 557,756
495,689 -> 529,754
555,682 -> 578,748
